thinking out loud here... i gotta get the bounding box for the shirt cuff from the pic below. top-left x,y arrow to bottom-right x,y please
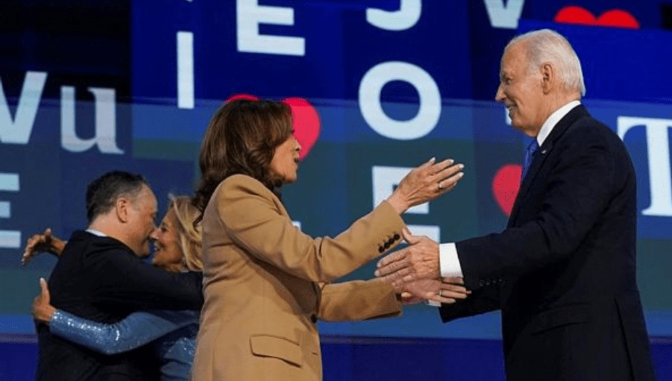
439,243 -> 463,278
427,243 -> 463,308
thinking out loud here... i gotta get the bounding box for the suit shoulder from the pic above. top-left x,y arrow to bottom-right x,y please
209,175 -> 281,219
564,115 -> 635,175
70,234 -> 136,267
219,174 -> 274,199
569,114 -> 623,147
222,173 -> 261,187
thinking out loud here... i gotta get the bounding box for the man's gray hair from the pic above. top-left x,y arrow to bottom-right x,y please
507,29 -> 586,97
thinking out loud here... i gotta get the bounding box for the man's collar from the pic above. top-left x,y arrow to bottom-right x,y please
85,228 -> 107,237
536,100 -> 581,146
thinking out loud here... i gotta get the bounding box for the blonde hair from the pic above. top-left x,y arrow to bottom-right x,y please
508,29 -> 586,97
168,194 -> 203,272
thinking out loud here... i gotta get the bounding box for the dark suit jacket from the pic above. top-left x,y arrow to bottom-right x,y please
440,106 -> 656,381
36,230 -> 204,381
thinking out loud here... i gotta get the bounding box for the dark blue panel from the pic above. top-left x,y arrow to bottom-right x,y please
2,337 -> 671,381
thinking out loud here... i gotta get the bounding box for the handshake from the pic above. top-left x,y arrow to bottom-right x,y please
374,228 -> 469,305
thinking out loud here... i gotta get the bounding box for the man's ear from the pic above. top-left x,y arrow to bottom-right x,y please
116,197 -> 130,223
540,62 -> 554,94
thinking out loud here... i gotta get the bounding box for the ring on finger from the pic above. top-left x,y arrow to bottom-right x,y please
438,181 -> 443,190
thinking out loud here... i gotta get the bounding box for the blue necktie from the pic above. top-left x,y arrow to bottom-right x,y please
521,139 -> 539,182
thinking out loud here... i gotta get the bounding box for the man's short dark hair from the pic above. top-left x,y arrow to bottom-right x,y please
85,171 -> 149,223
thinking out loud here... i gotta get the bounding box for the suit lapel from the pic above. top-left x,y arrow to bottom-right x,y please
508,105 -> 588,225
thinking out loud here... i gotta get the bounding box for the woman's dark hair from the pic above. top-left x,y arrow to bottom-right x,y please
193,99 -> 293,216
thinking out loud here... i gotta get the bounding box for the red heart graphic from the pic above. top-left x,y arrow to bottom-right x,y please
225,94 -> 321,161
492,164 -> 522,216
554,6 -> 640,29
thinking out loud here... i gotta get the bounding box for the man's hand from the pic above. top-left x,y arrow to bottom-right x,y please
375,228 -> 441,287
33,278 -> 56,324
21,228 -> 66,266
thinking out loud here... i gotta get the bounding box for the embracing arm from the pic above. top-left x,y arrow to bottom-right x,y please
217,176 -> 405,283
21,228 -> 66,265
49,310 -> 198,354
457,129 -> 622,290
215,158 -> 463,283
92,252 -> 204,310
373,117 -> 625,295
32,278 -> 198,354
317,279 -> 402,322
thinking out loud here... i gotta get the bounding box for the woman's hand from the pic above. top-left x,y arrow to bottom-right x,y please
21,228 -> 66,265
33,278 -> 56,324
396,277 -> 470,305
386,158 -> 464,214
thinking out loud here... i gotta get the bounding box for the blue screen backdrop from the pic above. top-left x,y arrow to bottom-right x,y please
1,0 -> 671,379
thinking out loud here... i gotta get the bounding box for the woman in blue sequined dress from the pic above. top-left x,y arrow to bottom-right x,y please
27,195 -> 202,381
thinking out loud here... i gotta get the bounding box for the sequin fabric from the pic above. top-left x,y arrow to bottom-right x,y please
50,309 -> 199,380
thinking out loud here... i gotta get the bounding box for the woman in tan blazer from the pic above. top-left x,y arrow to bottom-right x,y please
190,99 -> 465,381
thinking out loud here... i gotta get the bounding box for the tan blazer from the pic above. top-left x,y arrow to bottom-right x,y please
190,174 -> 405,381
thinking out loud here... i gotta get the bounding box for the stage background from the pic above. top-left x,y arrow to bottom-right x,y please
0,0 -> 671,379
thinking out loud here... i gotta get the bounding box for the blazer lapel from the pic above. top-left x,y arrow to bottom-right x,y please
508,105 -> 589,225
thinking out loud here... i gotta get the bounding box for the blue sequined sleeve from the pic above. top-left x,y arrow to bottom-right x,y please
49,309 -> 199,355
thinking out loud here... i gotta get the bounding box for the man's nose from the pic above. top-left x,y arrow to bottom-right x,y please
495,85 -> 505,102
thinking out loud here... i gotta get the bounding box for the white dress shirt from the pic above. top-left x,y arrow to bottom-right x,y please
86,228 -> 107,237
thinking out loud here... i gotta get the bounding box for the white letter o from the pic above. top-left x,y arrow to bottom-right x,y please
359,61 -> 441,140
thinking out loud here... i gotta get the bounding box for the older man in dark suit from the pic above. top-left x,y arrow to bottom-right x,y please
376,29 -> 656,381
35,171 -> 203,381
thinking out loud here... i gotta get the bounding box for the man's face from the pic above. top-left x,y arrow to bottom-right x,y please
126,185 -> 158,257
495,42 -> 545,137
